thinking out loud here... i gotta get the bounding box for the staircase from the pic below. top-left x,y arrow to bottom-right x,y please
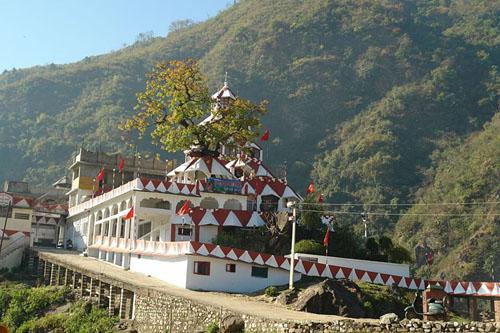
0,234 -> 29,269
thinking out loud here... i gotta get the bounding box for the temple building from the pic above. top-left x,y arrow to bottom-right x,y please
64,82 -> 302,293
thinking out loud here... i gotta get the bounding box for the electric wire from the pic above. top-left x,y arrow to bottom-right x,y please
297,208 -> 500,217
299,201 -> 500,207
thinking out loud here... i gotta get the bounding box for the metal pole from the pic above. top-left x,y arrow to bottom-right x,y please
112,169 -> 116,190
288,206 -> 296,290
0,203 -> 11,257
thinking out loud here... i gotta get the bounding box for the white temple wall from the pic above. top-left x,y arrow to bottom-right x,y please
185,255 -> 301,293
294,253 -> 410,277
129,254 -> 189,288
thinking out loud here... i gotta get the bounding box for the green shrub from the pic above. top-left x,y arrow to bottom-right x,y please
363,300 -> 374,314
264,286 -> 279,297
294,239 -> 324,255
206,320 -> 219,333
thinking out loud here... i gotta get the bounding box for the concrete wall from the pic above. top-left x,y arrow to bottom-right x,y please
295,253 -> 410,277
134,289 -> 500,333
65,218 -> 86,251
186,255 -> 300,293
129,254 -> 189,288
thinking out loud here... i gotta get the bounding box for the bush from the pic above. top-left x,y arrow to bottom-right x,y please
294,239 -> 324,255
264,286 -> 279,297
206,321 -> 219,333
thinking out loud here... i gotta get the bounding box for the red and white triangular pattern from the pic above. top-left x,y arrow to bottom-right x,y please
138,178 -> 198,196
186,241 -> 500,297
170,207 -> 266,228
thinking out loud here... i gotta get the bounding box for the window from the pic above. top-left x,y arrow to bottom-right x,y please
223,199 -> 242,210
0,208 -> 12,218
260,195 -> 279,212
226,263 -> 236,273
137,221 -> 151,238
194,261 -> 210,275
177,227 -> 192,236
247,194 -> 257,211
140,198 -> 171,210
14,213 -> 30,220
251,266 -> 268,278
200,197 -> 219,209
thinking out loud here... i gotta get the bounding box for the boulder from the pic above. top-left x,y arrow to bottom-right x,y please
275,288 -> 299,305
380,312 -> 399,324
292,279 -> 365,317
220,315 -> 245,333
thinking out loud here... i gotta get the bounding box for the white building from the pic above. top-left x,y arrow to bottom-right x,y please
65,82 -> 302,292
0,181 -> 67,269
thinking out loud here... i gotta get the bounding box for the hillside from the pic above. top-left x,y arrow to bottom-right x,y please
0,0 -> 499,279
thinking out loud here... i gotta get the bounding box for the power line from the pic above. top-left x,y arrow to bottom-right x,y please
298,209 -> 500,217
300,201 -> 500,207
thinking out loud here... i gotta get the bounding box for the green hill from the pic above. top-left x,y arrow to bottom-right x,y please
0,0 -> 498,279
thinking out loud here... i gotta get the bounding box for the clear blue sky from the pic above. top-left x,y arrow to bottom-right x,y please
0,0 -> 233,72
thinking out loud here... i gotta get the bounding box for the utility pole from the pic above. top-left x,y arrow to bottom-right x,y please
288,200 -> 297,290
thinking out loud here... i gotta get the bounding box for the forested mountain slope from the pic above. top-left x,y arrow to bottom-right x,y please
0,0 -> 498,279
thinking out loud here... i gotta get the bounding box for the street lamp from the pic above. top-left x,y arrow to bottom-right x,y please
287,199 -> 297,290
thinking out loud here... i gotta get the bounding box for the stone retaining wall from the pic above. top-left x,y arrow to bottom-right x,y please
134,290 -> 500,333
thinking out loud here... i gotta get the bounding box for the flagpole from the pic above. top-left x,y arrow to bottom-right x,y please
92,178 -> 95,199
112,169 -> 116,190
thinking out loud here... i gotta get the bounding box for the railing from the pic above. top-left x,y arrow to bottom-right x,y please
68,179 -> 139,216
89,237 -> 193,256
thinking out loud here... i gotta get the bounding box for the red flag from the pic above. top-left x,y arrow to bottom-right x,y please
177,200 -> 191,215
260,129 -> 270,141
118,159 -> 125,173
124,207 -> 134,220
323,228 -> 329,247
317,193 -> 324,203
96,168 -> 105,189
96,168 -> 105,181
307,181 -> 315,194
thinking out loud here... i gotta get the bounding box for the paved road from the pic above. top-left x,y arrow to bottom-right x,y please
37,249 -> 376,323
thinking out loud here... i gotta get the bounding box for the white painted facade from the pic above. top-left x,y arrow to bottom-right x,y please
127,253 -> 300,293
185,255 -> 301,293
294,253 -> 410,277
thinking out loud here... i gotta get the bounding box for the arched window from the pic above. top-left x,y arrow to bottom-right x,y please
223,199 -> 242,211
103,208 -> 110,219
96,211 -> 103,221
120,201 -> 127,211
112,205 -> 119,216
200,197 -> 219,210
140,198 -> 171,210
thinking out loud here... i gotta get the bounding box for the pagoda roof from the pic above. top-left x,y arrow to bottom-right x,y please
211,83 -> 236,100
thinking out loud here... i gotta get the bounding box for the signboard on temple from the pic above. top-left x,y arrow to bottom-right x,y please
206,178 -> 242,194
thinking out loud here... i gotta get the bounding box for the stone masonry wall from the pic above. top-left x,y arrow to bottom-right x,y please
134,290 -> 500,333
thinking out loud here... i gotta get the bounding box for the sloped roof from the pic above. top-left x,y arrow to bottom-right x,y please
211,83 -> 236,100
168,156 -> 234,179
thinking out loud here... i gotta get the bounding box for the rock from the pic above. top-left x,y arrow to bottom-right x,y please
275,288 -> 299,305
221,314 -> 245,333
292,279 -> 365,317
380,313 -> 399,324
